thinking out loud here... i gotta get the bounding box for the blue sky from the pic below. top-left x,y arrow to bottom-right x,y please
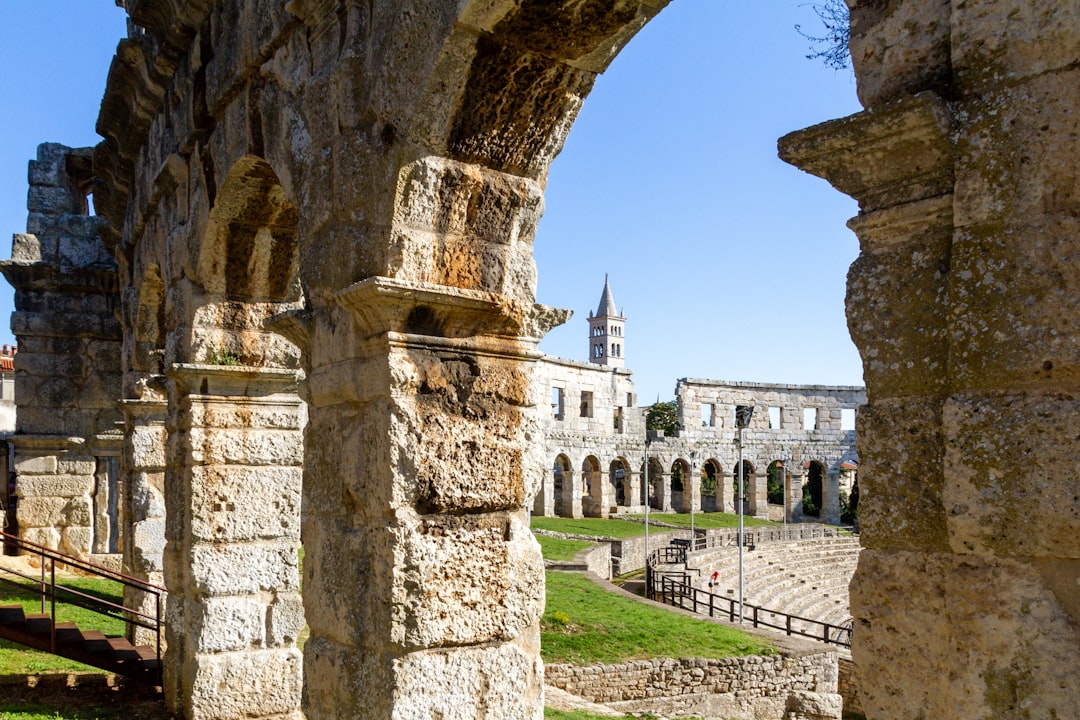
0,2 -> 864,404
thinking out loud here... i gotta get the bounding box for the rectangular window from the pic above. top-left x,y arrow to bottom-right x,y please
803,407 -> 818,431
626,392 -> 634,407
768,406 -> 782,429
614,407 -> 624,433
701,403 -> 715,427
841,408 -> 856,431
580,391 -> 593,418
551,387 -> 564,420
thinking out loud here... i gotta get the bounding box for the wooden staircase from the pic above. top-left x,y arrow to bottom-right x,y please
0,531 -> 164,687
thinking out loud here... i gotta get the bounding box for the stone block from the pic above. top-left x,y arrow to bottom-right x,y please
844,227 -> 950,400
131,518 -> 167,572
185,428 -> 303,467
16,496 -> 69,527
58,235 -> 114,271
189,542 -> 299,595
850,398 -> 949,552
185,647 -> 302,720
786,690 -> 843,720
130,426 -> 167,469
266,591 -> 305,647
65,497 -> 93,526
14,454 -> 58,475
58,457 -> 97,476
186,402 -> 304,431
27,186 -> 80,216
130,478 -> 166,520
16,475 -> 95,499
847,0 -> 951,107
61,526 -> 93,558
20,526 -> 60,551
392,510 -> 544,648
952,0 -> 1080,94
189,466 -> 301,542
10,233 -> 45,263
188,595 -> 266,653
943,391 -> 1080,558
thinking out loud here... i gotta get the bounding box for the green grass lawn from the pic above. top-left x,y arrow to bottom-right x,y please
629,512 -> 777,529
530,517 -> 647,539
541,570 -> 772,665
0,576 -> 128,676
535,535 -> 594,561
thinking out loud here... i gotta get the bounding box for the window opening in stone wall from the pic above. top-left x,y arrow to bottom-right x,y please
580,391 -> 593,418
552,387 -> 565,420
841,408 -> 856,431
803,407 -> 818,431
701,402 -> 715,427
614,406 -> 624,432
768,406 -> 782,429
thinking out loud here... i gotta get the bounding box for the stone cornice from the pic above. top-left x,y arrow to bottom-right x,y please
778,91 -> 955,213
168,363 -> 301,397
335,277 -> 570,343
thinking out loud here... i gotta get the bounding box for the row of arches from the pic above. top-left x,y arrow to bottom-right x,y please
543,452 -> 835,520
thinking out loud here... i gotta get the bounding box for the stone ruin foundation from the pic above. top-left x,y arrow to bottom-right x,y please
1,1 -> 1077,719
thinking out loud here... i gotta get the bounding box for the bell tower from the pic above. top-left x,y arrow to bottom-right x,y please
587,274 -> 625,368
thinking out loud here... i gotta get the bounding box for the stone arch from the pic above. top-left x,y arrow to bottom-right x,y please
804,460 -> 826,518
767,459 -> 786,506
552,453 -> 571,517
701,458 -> 722,512
190,156 -> 303,368
640,455 -> 665,511
608,457 -> 628,507
733,459 -> 755,515
670,458 -> 690,512
130,263 -> 166,376
581,455 -> 603,517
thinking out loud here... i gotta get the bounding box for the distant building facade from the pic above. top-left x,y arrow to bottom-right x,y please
533,279 -> 864,524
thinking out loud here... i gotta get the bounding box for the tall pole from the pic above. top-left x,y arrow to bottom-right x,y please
644,442 -> 650,565
689,451 -> 696,549
782,460 -> 788,529
737,426 -> 745,624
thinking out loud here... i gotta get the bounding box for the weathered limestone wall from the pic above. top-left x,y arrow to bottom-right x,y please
1,143 -> 123,561
545,652 -> 841,720
780,1 -> 1080,717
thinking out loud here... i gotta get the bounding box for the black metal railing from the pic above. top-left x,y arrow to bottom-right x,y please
0,530 -> 165,678
646,565 -> 851,648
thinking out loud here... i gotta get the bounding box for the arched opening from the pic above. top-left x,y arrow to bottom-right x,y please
701,459 -> 721,512
733,460 -> 755,516
804,460 -> 825,518
767,460 -> 786,505
641,456 -> 665,511
552,454 -> 571,517
581,455 -> 602,517
670,458 -> 689,513
192,156 -> 303,368
609,458 -> 627,508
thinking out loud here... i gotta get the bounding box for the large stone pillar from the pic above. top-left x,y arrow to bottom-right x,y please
301,279 -> 546,720
781,2 -> 1080,714
625,468 -> 642,513
560,470 -> 582,519
746,467 -> 768,519
163,365 -> 305,720
823,468 -> 841,526
120,396 -> 168,646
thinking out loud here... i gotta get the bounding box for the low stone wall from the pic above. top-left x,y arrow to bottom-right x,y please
609,530 -> 681,575
545,651 -> 841,720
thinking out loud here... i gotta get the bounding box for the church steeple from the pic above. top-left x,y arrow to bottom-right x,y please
587,274 -> 625,368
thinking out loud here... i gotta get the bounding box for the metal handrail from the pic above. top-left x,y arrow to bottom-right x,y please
0,530 -> 165,677
645,541 -> 851,649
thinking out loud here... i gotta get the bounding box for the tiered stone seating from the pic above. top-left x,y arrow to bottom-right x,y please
688,536 -> 861,628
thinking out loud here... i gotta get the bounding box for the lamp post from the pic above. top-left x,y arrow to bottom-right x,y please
782,460 -> 788,530
735,404 -> 754,624
689,450 -> 697,549
644,439 -> 651,568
